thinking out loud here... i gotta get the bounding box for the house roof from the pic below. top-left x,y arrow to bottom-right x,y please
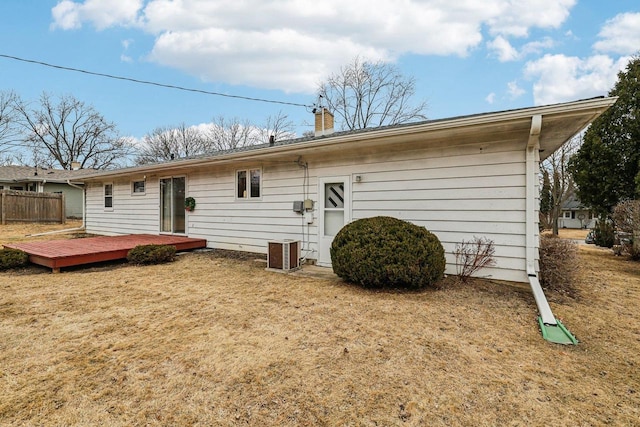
79,96 -> 618,181
561,193 -> 589,210
0,165 -> 96,184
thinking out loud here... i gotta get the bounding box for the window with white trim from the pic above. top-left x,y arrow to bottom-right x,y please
236,168 -> 261,199
132,180 -> 146,195
104,183 -> 113,209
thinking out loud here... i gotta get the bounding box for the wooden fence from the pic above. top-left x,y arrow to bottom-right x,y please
0,190 -> 65,224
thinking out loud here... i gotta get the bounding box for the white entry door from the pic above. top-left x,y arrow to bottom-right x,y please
318,176 -> 351,267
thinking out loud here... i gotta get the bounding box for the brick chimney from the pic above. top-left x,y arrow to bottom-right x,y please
314,108 -> 334,137
71,161 -> 81,170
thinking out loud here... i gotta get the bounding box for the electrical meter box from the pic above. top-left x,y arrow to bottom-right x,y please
293,201 -> 304,213
304,199 -> 314,211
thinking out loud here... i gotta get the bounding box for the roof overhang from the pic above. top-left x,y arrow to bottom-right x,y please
80,97 -> 617,182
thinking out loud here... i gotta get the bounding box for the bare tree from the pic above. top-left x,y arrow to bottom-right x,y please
136,123 -> 208,165
542,134 -> 582,235
0,90 -> 20,155
258,110 -> 296,143
318,57 -> 428,130
14,93 -> 133,170
205,116 -> 257,151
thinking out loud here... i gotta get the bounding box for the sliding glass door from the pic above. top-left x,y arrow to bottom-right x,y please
160,177 -> 186,234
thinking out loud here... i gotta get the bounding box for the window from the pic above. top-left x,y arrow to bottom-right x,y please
132,180 -> 146,195
563,211 -> 571,218
104,183 -> 113,209
236,168 -> 261,199
10,186 -> 24,191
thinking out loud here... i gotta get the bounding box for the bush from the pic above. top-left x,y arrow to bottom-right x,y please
593,219 -> 615,248
454,237 -> 496,282
330,216 -> 445,290
612,200 -> 640,259
0,248 -> 29,270
127,244 -> 176,265
539,235 -> 577,295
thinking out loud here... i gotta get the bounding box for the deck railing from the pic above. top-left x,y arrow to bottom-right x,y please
0,190 -> 65,224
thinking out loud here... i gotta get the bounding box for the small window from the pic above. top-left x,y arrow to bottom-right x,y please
10,186 -> 24,191
236,168 -> 261,199
104,183 -> 113,209
132,180 -> 146,195
563,211 -> 571,218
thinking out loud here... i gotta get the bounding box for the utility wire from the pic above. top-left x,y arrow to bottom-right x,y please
0,53 -> 312,108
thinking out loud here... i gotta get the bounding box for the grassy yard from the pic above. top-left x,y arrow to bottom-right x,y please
1,224 -> 639,426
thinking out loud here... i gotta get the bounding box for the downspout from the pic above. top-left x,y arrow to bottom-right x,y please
26,180 -> 85,237
526,115 -> 554,323
526,115 -> 577,344
66,180 -> 86,229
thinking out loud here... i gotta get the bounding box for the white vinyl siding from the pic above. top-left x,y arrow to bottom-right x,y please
309,142 -> 528,282
187,164 -> 314,254
85,179 -> 158,235
84,138 -> 531,282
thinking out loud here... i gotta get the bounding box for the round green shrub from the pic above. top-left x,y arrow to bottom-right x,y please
330,216 -> 446,290
0,248 -> 29,270
127,244 -> 176,265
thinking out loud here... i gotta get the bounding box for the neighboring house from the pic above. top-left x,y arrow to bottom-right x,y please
559,194 -> 596,229
0,165 -> 95,218
78,97 -> 615,284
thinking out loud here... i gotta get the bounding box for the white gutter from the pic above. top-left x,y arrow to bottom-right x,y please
526,114 -> 557,326
79,97 -> 618,182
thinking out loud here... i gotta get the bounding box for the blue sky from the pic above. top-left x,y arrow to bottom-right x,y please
1,0 -> 639,146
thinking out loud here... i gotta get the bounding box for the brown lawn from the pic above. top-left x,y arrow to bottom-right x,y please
542,228 -> 590,240
1,224 -> 639,426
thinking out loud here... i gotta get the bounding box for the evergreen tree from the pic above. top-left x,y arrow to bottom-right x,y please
569,56 -> 640,215
540,169 -> 552,228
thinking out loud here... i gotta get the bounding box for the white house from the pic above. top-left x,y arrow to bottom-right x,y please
78,98 -> 615,286
559,194 -> 596,229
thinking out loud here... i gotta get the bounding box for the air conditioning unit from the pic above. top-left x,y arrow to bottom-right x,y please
267,240 -> 301,271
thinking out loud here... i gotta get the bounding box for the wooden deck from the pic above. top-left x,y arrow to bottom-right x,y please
4,234 -> 207,272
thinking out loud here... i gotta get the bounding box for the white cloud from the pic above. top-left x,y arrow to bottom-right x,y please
148,28 -> 386,93
524,54 -> 629,105
51,1 -> 81,30
51,0 -> 577,93
520,37 -> 555,57
51,0 -> 143,30
593,12 -> 640,55
486,0 -> 576,37
488,36 -> 554,62
487,36 -> 518,62
507,81 -> 525,98
485,92 -> 496,104
120,54 -> 133,63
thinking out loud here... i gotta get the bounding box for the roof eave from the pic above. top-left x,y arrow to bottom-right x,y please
79,97 -> 618,181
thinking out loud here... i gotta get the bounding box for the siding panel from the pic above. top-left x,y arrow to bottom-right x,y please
85,141 -> 531,282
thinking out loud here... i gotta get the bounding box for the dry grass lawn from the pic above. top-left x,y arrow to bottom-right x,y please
1,224 -> 639,426
556,228 -> 590,240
